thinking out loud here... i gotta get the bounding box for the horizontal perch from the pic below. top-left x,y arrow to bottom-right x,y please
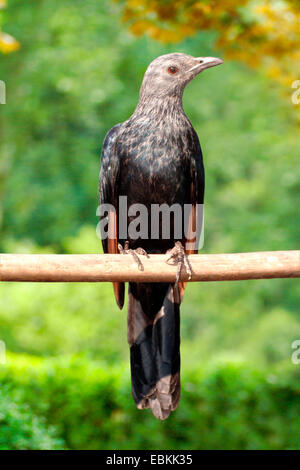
0,251 -> 299,283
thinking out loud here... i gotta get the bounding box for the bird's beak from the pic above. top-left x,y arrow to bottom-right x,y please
189,56 -> 224,74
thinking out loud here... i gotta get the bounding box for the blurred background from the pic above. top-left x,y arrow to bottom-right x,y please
0,0 -> 299,450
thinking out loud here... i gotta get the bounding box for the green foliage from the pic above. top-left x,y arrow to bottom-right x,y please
0,382 -> 63,450
1,354 -> 300,450
0,228 -> 129,361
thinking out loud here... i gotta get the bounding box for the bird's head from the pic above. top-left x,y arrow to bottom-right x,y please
139,53 -> 223,101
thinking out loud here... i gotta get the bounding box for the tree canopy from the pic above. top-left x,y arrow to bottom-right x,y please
3,0 -> 300,85
119,0 -> 300,85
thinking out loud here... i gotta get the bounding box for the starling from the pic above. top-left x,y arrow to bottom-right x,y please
99,53 -> 223,419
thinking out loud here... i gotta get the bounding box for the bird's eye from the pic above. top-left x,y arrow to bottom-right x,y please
168,66 -> 178,75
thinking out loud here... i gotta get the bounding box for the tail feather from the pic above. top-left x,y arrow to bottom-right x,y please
128,282 -> 180,420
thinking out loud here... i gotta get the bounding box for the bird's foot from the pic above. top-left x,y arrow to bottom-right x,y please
118,241 -> 150,271
166,241 -> 192,284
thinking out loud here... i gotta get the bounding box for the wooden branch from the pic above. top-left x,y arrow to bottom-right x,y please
0,251 -> 299,283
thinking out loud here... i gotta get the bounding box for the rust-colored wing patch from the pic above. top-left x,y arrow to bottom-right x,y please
107,209 -> 125,309
179,200 -> 199,302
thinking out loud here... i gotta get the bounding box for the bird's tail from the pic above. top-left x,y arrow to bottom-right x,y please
127,282 -> 181,420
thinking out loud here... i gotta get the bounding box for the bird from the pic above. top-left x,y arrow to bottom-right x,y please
99,53 -> 223,420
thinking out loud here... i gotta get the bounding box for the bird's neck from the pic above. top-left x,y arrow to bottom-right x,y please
133,93 -> 185,120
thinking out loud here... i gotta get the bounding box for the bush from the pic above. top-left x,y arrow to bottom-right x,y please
1,353 -> 300,450
0,383 -> 63,450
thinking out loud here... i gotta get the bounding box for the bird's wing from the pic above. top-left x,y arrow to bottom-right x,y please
99,123 -> 125,309
179,132 -> 205,300
186,133 -> 205,254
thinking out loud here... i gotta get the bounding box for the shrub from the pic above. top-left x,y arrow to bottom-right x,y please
0,383 -> 64,450
1,354 -> 300,450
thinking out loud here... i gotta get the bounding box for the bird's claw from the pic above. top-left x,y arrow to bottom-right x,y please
166,241 -> 192,284
118,241 -> 150,271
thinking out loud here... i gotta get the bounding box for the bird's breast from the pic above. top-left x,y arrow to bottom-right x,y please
119,146 -> 188,207
118,121 -> 195,207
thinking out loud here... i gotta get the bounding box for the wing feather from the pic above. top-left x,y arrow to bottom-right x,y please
179,132 -> 205,300
99,123 -> 125,309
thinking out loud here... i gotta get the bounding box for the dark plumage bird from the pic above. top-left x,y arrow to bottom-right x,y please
99,53 -> 223,419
